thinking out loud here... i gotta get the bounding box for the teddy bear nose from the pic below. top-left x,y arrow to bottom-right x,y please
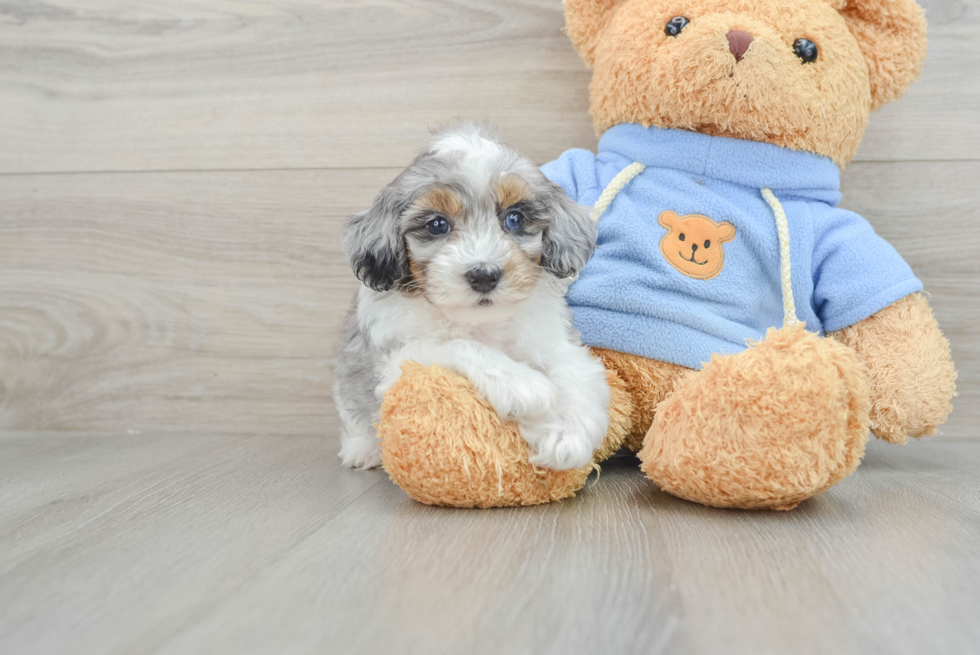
727,30 -> 754,63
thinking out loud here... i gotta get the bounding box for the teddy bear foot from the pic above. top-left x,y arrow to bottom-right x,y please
639,323 -> 872,510
377,362 -> 632,508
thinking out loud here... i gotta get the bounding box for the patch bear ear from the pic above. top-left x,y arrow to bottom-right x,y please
715,221 -> 736,242
658,210 -> 680,229
563,0 -> 631,68
839,0 -> 928,110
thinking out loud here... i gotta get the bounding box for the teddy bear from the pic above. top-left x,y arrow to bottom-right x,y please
375,0 -> 956,510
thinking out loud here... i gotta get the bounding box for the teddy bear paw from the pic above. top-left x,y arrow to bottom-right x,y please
639,323 -> 871,509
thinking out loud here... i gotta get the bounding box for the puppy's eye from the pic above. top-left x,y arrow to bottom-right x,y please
504,210 -> 524,232
426,217 -> 450,236
665,16 -> 689,37
793,38 -> 818,63
678,233 -> 686,241
704,240 -> 711,249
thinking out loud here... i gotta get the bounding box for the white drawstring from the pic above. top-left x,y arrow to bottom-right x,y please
589,162 -> 646,223
589,164 -> 801,327
760,188 -> 801,326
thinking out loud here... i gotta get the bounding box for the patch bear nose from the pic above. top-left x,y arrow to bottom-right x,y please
465,266 -> 501,293
727,29 -> 754,63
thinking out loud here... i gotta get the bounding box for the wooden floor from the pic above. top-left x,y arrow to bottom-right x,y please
1,1 -> 979,653
1,432 -> 978,655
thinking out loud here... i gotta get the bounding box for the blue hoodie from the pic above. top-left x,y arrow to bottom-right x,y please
542,124 -> 921,370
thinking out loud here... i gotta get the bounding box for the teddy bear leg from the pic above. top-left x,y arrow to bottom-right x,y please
591,348 -> 690,452
377,361 -> 631,508
639,323 -> 871,510
828,293 -> 956,444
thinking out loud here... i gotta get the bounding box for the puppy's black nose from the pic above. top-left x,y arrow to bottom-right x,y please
465,266 -> 501,293
691,243 -> 698,253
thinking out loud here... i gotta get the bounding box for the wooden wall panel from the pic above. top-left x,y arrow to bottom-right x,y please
0,0 -> 977,174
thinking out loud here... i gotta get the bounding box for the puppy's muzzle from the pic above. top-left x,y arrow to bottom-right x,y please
465,266 -> 501,294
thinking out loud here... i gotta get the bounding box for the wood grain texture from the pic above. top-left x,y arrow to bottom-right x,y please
0,168 -> 384,433
0,432 -> 978,655
0,0 -> 977,175
1,163 -> 977,436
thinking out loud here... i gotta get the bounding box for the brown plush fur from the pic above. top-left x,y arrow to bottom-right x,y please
378,362 -> 633,508
563,0 -> 927,166
829,293 -> 957,444
639,323 -> 871,510
592,347 -> 688,451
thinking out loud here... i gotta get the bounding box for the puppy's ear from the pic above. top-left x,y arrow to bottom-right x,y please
840,0 -> 927,110
541,182 -> 596,279
564,0 -> 630,68
343,175 -> 412,292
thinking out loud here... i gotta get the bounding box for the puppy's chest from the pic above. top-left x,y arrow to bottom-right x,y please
466,324 -> 528,360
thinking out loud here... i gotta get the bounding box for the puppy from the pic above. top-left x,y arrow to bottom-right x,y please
334,123 -> 610,471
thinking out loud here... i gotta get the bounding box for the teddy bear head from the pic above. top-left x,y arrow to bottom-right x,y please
563,0 -> 927,166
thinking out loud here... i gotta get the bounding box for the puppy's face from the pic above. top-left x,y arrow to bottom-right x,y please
344,125 -> 595,324
403,174 -> 547,319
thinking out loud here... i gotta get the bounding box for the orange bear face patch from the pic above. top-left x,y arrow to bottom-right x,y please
658,210 -> 736,280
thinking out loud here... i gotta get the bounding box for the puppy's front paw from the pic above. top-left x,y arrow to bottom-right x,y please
483,371 -> 561,421
520,415 -> 596,471
339,435 -> 382,469
375,362 -> 404,400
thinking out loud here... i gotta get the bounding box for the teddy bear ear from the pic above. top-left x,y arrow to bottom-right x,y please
563,0 -> 630,68
839,0 -> 928,110
716,221 -> 737,242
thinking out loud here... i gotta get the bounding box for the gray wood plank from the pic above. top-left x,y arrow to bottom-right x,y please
156,440 -> 980,655
0,431 -> 382,655
0,168 -> 382,434
0,0 -> 976,175
1,433 -> 976,655
1,162 -> 977,437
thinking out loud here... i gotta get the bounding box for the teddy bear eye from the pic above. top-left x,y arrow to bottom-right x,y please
678,233 -> 686,241
704,240 -> 711,249
665,16 -> 690,37
793,38 -> 818,64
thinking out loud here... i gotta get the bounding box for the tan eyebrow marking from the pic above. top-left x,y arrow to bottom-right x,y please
494,175 -> 533,210
415,186 -> 463,217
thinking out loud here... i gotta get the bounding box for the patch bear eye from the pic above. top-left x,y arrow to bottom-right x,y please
678,233 -> 686,241
704,240 -> 711,249
426,216 -> 450,236
665,16 -> 689,37
793,38 -> 818,64
504,209 -> 525,232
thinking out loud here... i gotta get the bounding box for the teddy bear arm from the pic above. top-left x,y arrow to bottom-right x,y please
828,293 -> 956,444
376,362 -> 633,507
